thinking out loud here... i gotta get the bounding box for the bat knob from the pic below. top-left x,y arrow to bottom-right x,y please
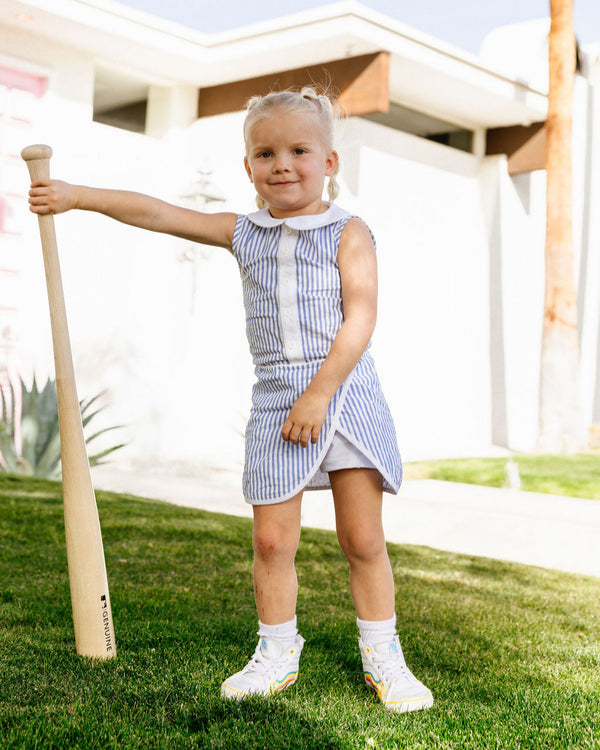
21,144 -> 53,162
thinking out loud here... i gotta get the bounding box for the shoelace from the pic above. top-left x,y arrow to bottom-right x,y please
241,645 -> 282,680
372,652 -> 415,685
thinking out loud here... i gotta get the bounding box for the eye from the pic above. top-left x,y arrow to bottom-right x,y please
258,151 -> 272,158
293,148 -> 306,155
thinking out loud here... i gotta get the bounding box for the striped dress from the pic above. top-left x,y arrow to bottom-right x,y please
232,203 -> 402,505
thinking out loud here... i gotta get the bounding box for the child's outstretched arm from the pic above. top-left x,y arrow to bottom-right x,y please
281,218 -> 378,447
28,180 -> 237,249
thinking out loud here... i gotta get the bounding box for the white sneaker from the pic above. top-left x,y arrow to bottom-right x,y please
221,635 -> 305,699
359,636 -> 433,713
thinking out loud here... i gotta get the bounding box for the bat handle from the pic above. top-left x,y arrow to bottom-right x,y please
21,145 -> 74,384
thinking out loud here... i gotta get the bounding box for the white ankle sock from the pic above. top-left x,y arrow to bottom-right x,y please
258,616 -> 298,649
357,614 -> 397,645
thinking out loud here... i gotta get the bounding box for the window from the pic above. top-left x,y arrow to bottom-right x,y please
362,102 -> 473,153
93,64 -> 149,134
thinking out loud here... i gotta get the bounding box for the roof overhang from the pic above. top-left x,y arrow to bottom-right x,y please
1,0 -> 548,129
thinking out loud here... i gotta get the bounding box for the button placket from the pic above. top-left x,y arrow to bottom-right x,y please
278,224 -> 304,363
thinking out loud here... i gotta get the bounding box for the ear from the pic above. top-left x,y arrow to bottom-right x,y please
244,156 -> 253,183
325,149 -> 339,177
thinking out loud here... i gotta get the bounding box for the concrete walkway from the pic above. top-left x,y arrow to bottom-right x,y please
91,465 -> 600,578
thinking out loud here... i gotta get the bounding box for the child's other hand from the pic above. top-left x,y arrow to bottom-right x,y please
28,180 -> 77,215
281,391 -> 329,447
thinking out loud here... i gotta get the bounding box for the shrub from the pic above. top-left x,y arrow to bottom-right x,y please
0,375 -> 125,478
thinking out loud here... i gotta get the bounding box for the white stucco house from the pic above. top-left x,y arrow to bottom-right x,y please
0,0 -> 599,472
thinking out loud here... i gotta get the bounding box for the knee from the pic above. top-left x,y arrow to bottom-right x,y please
338,526 -> 386,565
253,525 -> 298,564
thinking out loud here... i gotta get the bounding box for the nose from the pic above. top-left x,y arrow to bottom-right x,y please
272,153 -> 291,172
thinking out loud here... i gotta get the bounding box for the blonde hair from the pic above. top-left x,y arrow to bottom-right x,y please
243,87 -> 340,209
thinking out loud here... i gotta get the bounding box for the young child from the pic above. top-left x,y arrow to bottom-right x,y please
28,88 -> 433,713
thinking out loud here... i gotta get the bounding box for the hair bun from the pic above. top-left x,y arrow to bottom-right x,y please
300,87 -> 334,115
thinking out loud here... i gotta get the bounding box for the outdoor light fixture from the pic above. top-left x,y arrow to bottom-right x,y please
178,168 -> 226,313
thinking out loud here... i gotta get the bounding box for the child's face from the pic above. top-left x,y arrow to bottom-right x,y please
244,108 -> 338,218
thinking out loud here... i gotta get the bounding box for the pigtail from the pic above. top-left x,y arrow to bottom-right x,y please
300,87 -> 339,203
328,163 -> 340,203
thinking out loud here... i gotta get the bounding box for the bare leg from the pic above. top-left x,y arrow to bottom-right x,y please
252,492 -> 303,624
330,468 -> 395,620
221,493 -> 305,699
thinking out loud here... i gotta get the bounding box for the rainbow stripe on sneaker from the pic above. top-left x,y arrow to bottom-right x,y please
270,670 -> 298,693
364,671 -> 386,701
222,670 -> 298,699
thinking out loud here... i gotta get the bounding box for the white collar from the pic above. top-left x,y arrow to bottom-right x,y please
246,203 -> 349,230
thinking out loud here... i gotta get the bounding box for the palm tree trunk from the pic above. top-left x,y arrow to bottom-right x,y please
537,0 -> 587,452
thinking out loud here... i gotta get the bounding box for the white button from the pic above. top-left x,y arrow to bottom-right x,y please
284,226 -> 294,235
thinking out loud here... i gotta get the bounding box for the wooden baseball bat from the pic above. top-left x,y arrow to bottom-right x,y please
21,144 -> 116,659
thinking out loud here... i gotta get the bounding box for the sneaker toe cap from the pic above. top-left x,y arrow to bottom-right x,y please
385,684 -> 434,713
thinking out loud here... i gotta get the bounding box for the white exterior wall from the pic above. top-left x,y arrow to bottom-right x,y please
574,60 -> 600,426
481,162 -> 546,453
23,107 -> 257,471
335,120 -> 493,459
334,120 -> 546,459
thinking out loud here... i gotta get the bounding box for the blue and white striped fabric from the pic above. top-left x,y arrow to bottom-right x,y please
232,203 -> 402,505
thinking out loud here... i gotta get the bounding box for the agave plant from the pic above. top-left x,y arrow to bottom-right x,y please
0,375 -> 125,479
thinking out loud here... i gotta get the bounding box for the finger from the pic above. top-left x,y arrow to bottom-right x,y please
289,425 -> 302,445
30,179 -> 50,188
28,201 -> 52,214
311,426 -> 320,444
299,428 -> 309,448
28,191 -> 50,202
281,418 -> 293,442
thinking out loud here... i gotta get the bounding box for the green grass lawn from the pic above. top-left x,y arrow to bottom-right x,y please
404,453 -> 600,499
0,474 -> 599,749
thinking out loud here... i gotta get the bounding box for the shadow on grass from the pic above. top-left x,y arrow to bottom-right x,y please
186,697 -> 349,750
